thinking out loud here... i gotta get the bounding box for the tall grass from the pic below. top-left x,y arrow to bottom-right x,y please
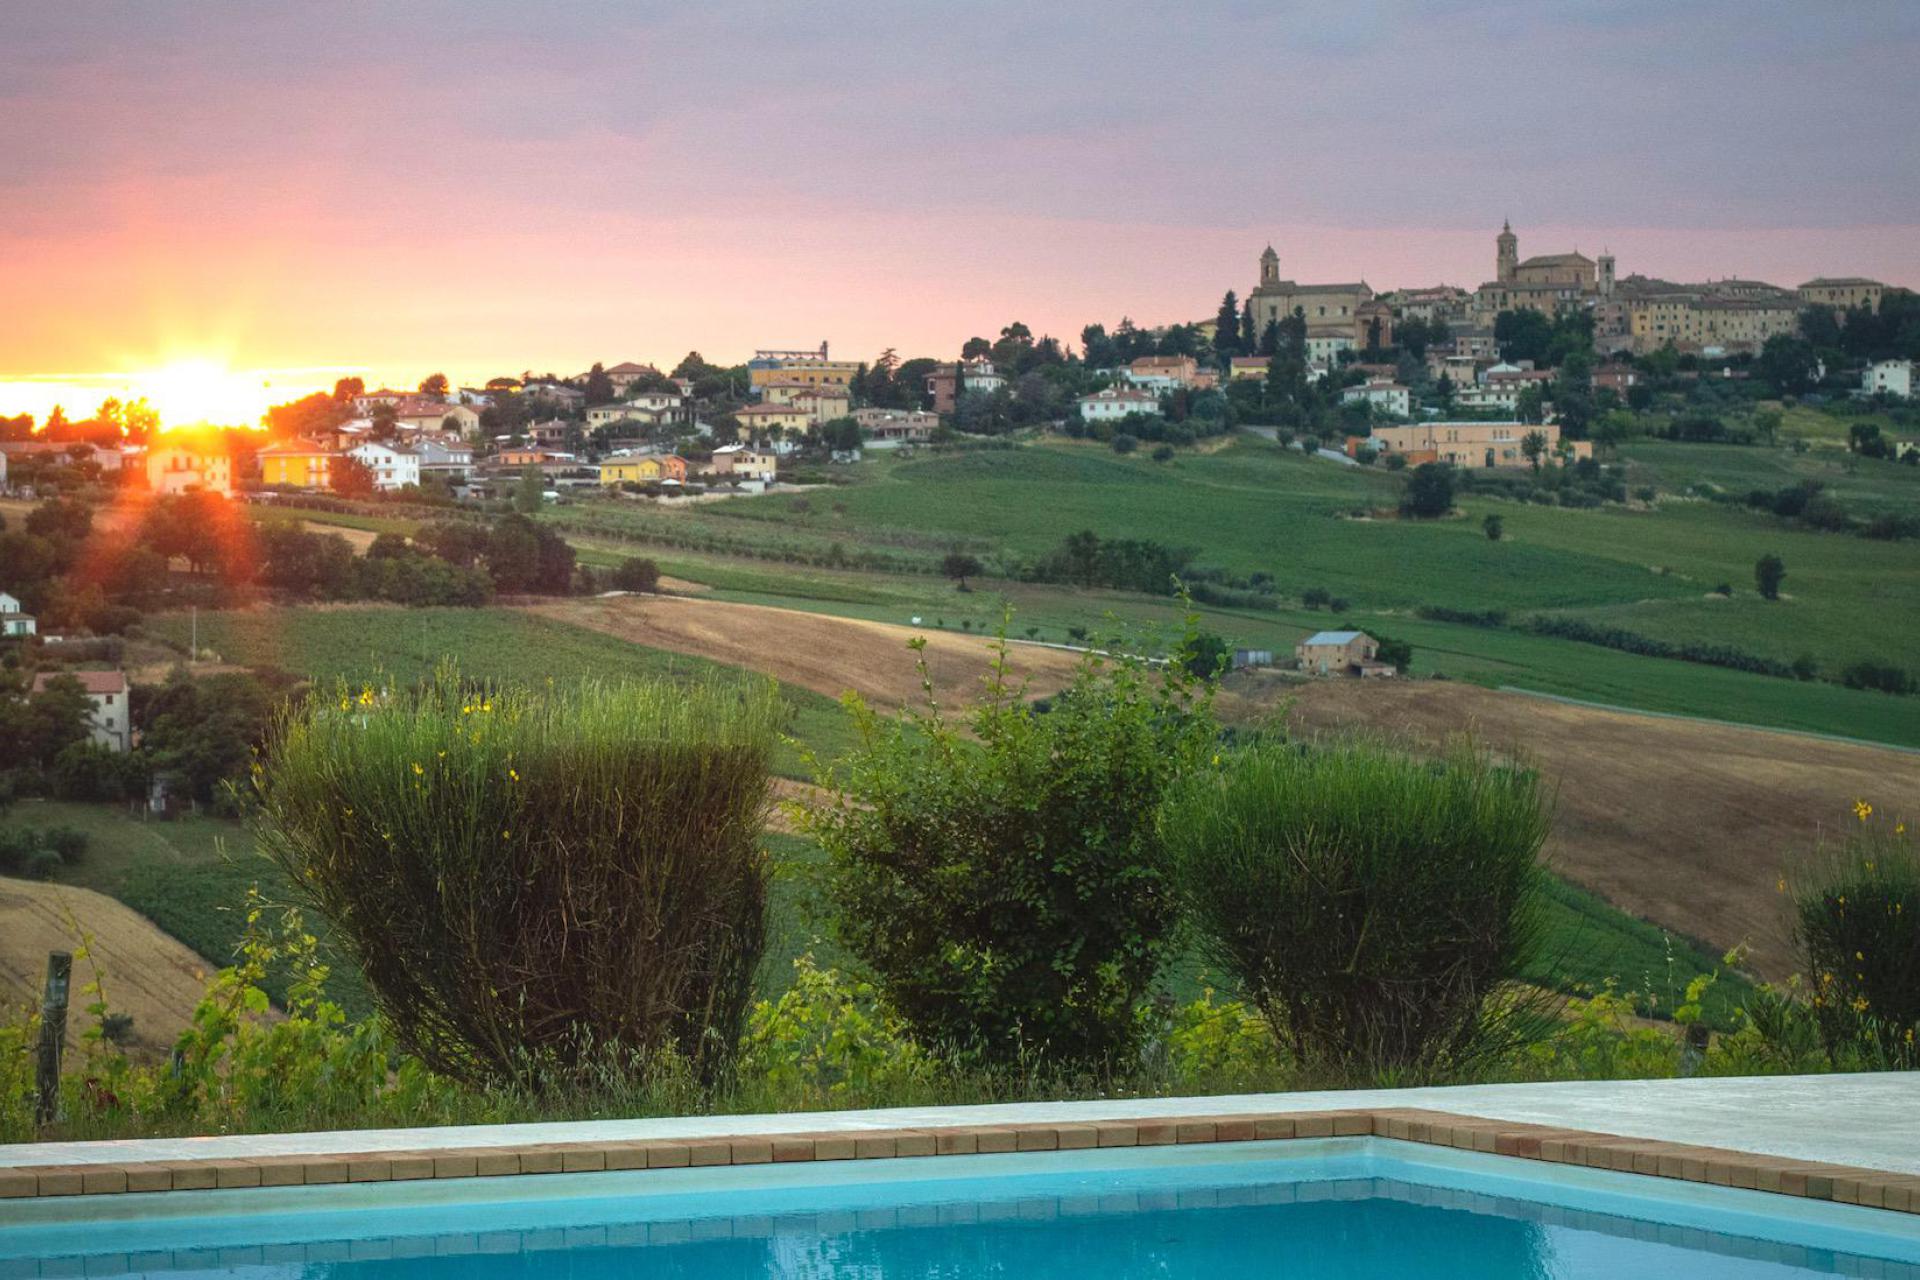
1161,738 -> 1553,1082
253,671 -> 780,1087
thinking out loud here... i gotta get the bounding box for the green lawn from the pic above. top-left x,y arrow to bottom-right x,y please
140,606 -> 860,778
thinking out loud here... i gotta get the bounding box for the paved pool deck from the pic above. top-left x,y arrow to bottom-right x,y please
4,1072 -> 1915,1177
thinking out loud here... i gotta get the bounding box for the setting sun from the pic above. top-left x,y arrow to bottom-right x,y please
132,359 -> 272,430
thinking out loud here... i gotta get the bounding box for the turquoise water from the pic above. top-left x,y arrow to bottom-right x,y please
4,1145 -> 1916,1278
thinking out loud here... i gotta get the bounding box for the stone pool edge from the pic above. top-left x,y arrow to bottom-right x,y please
4,1107 -> 1917,1215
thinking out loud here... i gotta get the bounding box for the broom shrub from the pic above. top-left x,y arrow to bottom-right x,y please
253,671 -> 779,1087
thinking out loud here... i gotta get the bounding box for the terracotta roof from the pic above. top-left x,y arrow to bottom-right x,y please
32,670 -> 128,695
1518,252 -> 1594,267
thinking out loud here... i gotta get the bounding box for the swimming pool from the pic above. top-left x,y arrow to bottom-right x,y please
4,1138 -> 1917,1277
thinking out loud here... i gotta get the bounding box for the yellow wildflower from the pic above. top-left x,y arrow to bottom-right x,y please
508,768 -> 520,782
1853,799 -> 1872,821
411,762 -> 424,776
1776,877 -> 1787,894
1851,996 -> 1870,1014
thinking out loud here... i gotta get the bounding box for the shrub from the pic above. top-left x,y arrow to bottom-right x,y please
1791,809 -> 1918,1067
802,628 -> 1216,1070
253,672 -> 780,1087
1161,740 -> 1551,1081
1110,433 -> 1138,455
736,955 -> 932,1102
1755,553 -> 1785,600
1400,462 -> 1455,518
1482,514 -> 1504,541
609,557 -> 661,592
1840,661 -> 1916,695
1151,444 -> 1175,463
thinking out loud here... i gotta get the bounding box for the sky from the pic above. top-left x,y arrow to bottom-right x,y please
2,0 -> 1917,426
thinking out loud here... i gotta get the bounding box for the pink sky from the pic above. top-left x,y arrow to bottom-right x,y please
2,2 -> 1916,422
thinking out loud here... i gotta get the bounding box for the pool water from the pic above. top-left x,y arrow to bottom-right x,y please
4,1142 -> 1916,1278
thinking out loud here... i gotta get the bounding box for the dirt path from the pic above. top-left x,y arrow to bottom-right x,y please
0,877 -> 215,1066
1240,677 -> 1920,978
525,595 -> 1086,709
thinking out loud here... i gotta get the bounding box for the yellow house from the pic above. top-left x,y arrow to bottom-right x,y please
747,358 -> 860,393
599,454 -> 688,485
258,440 -> 334,489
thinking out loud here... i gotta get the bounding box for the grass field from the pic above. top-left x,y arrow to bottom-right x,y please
140,605 -> 860,777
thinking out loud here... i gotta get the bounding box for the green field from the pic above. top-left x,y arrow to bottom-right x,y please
140,606 -> 860,777
525,436 -> 1914,745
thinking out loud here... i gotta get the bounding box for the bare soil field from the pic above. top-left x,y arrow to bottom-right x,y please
526,595 -> 1086,710
0,877 -> 215,1066
1239,676 -> 1919,978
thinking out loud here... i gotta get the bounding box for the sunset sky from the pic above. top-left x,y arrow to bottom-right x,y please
3,1 -> 1916,426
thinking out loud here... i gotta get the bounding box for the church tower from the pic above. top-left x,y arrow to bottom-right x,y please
1259,244 -> 1279,287
1496,220 -> 1518,283
1597,251 -> 1616,298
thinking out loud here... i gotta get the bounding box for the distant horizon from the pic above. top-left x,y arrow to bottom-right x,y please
3,2 -> 1915,426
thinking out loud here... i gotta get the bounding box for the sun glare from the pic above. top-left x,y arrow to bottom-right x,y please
133,359 -> 272,431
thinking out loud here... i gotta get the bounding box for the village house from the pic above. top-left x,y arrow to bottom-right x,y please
524,381 -> 586,409
734,402 -> 815,437
784,385 -> 852,425
1077,386 -> 1162,423
145,442 -> 232,496
926,358 -> 1006,413
350,390 -> 409,413
853,408 -> 939,444
257,440 -> 336,489
1593,363 -> 1640,394
1227,356 -> 1268,382
0,440 -> 125,473
1295,630 -> 1394,678
32,669 -> 132,752
1125,355 -> 1200,390
495,446 -> 577,473
1862,359 -> 1912,400
393,399 -> 481,436
1364,422 -> 1591,469
1340,380 -> 1411,418
604,362 -> 664,396
1,591 -> 36,638
413,436 -> 473,479
599,453 -> 689,486
348,441 -> 421,491
527,419 -> 572,447
708,444 -> 778,483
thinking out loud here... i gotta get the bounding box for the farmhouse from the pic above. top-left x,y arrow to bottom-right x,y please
1077,387 -> 1162,423
1,591 -> 35,638
348,441 -> 421,491
853,408 -> 938,443
1862,359 -> 1912,400
708,444 -> 778,483
1295,630 -> 1394,678
1365,422 -> 1592,469
1340,380 -> 1411,418
31,669 -> 132,752
257,440 -> 336,489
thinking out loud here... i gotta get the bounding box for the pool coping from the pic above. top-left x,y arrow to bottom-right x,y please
3,1107 -> 1917,1215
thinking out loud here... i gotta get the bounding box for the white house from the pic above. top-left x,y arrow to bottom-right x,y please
1863,359 -> 1912,400
1306,334 -> 1356,369
413,437 -> 473,478
709,444 -> 777,483
31,670 -> 131,752
961,358 -> 1005,395
349,441 -> 422,491
1077,387 -> 1163,423
1340,380 -> 1411,418
1,591 -> 35,638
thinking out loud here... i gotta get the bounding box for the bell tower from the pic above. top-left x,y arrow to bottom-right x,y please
1597,251 -> 1616,298
1259,244 -> 1279,287
1497,219 -> 1518,283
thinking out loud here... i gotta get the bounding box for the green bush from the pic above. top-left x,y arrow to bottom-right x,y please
737,954 -> 932,1102
1161,739 -> 1552,1081
802,629 -> 1216,1070
1792,807 -> 1918,1067
253,672 -> 780,1087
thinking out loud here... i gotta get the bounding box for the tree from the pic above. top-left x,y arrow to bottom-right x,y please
418,373 -> 450,398
1515,384 -> 1547,426
819,417 -> 862,453
1758,335 -> 1818,396
1521,430 -> 1548,471
330,454 -> 375,497
609,557 -> 661,592
513,466 -> 545,514
1755,553 -> 1786,601
1483,513 -> 1504,541
333,377 -> 365,402
263,391 -> 347,440
1239,300 -> 1256,353
584,362 -> 615,405
1401,462 -> 1455,518
1212,291 -> 1240,359
941,552 -> 983,591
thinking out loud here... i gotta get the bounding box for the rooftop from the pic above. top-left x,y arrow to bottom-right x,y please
1302,630 -> 1366,645
31,669 -> 128,696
